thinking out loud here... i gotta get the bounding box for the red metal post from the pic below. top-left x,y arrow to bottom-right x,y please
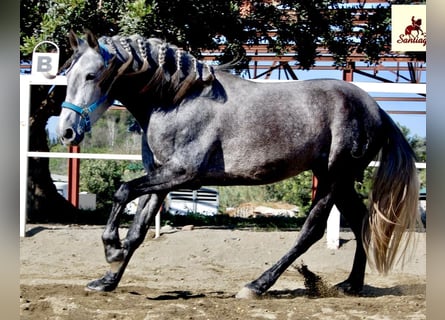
311,175 -> 318,201
343,62 -> 354,82
68,145 -> 80,207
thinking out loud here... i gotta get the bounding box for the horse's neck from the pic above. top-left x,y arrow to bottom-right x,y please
112,87 -> 152,130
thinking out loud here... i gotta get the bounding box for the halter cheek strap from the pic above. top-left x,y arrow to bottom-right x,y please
61,94 -> 108,133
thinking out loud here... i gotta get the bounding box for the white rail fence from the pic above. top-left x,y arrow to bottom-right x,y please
20,75 -> 426,240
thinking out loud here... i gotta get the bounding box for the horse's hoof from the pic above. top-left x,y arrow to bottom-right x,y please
235,287 -> 261,299
334,280 -> 362,296
85,273 -> 118,292
86,279 -> 117,292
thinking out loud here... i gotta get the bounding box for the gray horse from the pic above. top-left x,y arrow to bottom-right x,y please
58,30 -> 419,298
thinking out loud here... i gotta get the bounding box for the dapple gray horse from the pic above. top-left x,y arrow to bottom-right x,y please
58,30 -> 419,298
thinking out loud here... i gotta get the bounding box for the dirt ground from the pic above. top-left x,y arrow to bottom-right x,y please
20,224 -> 426,319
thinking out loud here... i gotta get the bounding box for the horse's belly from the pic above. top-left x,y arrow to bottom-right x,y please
222,147 -> 315,184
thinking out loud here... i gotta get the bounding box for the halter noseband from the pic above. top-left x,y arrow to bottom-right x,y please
61,43 -> 111,133
61,95 -> 108,133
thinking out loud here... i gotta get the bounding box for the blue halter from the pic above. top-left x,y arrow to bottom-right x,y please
61,95 -> 108,133
61,43 -> 112,133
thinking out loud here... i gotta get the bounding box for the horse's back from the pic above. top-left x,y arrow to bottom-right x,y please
217,75 -> 383,141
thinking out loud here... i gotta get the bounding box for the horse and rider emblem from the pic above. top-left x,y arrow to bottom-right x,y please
391,5 -> 426,51
405,16 -> 425,38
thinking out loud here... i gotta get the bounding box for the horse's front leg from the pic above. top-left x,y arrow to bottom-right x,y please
87,191 -> 166,291
87,158 -> 200,291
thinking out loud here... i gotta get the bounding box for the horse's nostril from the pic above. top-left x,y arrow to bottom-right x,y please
63,128 -> 74,139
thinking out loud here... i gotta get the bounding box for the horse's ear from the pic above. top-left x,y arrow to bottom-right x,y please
68,30 -> 80,50
84,29 -> 99,49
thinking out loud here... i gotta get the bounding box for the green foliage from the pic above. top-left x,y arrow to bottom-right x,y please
76,109 -> 141,154
407,134 -> 426,163
215,171 -> 313,217
354,166 -> 375,206
118,0 -> 156,35
20,0 -> 418,69
76,110 -> 144,209
324,3 -> 356,68
265,171 -> 314,215
20,0 -> 121,59
398,124 -> 426,188
161,211 -> 306,230
353,4 -> 391,65
217,185 -> 268,210
79,159 -> 128,209
352,124 -> 427,203
151,1 -> 244,49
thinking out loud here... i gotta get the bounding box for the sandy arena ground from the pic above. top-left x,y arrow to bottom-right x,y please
20,224 -> 426,319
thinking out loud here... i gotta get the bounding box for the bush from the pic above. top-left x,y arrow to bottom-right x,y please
79,159 -> 129,210
161,211 -> 306,230
265,171 -> 314,215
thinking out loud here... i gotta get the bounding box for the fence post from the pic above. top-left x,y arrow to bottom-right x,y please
68,145 -> 80,207
20,77 -> 31,237
327,205 -> 341,249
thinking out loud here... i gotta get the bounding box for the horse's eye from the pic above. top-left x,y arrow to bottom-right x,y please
86,73 -> 96,81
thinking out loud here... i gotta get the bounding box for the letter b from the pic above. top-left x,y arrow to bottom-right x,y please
37,56 -> 52,72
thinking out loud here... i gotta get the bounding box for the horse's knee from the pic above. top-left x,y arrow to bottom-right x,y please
102,228 -> 118,245
113,182 -> 131,204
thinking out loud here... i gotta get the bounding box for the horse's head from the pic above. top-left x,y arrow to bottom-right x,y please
58,30 -> 113,145
58,30 -> 218,145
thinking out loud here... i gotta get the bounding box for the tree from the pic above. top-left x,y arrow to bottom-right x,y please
21,1 -> 425,66
26,84 -> 79,222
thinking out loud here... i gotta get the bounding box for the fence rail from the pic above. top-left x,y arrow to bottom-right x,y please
28,151 -> 142,160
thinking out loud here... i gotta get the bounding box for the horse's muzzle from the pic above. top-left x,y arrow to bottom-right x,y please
58,126 -> 84,146
60,127 -> 75,145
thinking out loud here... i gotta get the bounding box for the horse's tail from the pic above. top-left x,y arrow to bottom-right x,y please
363,111 -> 419,274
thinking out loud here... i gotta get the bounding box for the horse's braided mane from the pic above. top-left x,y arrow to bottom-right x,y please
97,34 -> 215,105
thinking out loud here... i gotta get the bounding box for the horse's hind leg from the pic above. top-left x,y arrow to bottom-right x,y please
87,192 -> 166,291
333,179 -> 368,294
237,176 -> 335,298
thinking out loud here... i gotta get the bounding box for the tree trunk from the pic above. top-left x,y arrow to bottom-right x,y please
27,84 -> 79,223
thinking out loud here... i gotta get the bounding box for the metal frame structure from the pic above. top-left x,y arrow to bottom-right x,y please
202,47 -> 426,103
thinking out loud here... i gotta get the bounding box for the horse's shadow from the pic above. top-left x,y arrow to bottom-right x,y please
267,283 -> 425,299
359,283 -> 426,297
25,226 -> 48,237
145,290 -> 206,300
141,290 -> 229,301
135,283 -> 425,301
